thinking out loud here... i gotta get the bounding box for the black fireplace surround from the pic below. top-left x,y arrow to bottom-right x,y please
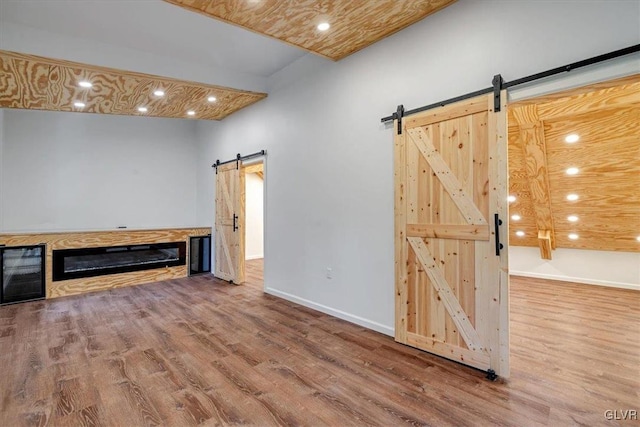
52,242 -> 186,281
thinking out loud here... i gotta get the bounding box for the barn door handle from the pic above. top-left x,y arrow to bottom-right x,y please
233,214 -> 239,232
494,214 -> 503,256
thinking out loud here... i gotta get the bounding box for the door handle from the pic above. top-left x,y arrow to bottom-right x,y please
494,214 -> 503,256
233,214 -> 239,232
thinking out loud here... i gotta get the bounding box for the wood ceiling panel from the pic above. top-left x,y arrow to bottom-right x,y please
0,54 -> 50,109
508,74 -> 640,254
0,50 -> 267,120
164,0 -> 457,61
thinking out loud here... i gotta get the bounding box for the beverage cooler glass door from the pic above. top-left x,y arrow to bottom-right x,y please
1,244 -> 46,304
189,236 -> 211,275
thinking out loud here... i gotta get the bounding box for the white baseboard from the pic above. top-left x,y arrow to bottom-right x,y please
510,271 -> 640,291
264,287 -> 395,336
245,254 -> 264,261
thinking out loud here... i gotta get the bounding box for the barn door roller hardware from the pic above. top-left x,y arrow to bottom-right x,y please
392,105 -> 404,134
381,43 -> 640,131
212,150 -> 266,174
492,74 -> 504,112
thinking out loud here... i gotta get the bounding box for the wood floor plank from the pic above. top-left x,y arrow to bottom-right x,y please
0,261 -> 638,426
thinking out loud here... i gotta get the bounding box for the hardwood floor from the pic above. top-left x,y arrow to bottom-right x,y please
0,273 -> 637,426
244,258 -> 264,290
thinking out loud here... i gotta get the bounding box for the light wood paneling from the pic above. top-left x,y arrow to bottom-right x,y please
394,114 -> 408,344
243,163 -> 263,175
48,266 -> 187,299
244,162 -> 264,180
396,94 -> 509,377
508,74 -> 640,253
407,224 -> 490,240
407,237 -> 484,352
215,163 -> 245,284
0,227 -> 211,298
408,126 -> 487,225
164,0 -> 456,61
0,50 -> 266,120
490,90 -> 510,376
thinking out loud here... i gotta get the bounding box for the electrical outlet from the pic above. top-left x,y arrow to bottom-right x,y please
326,267 -> 333,279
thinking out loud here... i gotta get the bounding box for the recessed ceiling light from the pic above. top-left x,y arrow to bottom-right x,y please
73,102 -> 85,108
187,110 -> 196,116
567,215 -> 579,222
138,107 -> 148,113
565,134 -> 580,143
507,195 -> 516,203
566,194 -> 579,201
636,235 -> 640,242
511,214 -> 521,221
515,231 -> 525,237
153,90 -> 165,97
568,233 -> 579,240
207,96 -> 217,103
78,81 -> 92,88
566,167 -> 579,175
317,22 -> 330,31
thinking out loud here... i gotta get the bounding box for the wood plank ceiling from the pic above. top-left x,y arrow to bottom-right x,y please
0,50 -> 267,120
508,74 -> 640,256
164,0 -> 457,61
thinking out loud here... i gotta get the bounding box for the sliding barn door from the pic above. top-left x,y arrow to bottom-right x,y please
394,93 -> 510,377
215,163 -> 245,284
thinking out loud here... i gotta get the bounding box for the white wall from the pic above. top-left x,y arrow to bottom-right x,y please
2,109 -> 199,232
245,172 -> 264,260
196,0 -> 640,335
195,124 -> 219,227
510,247 -> 640,290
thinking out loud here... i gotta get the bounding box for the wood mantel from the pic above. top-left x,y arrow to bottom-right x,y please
0,227 -> 211,299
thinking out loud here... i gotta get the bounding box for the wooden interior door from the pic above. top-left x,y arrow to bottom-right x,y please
215,162 -> 245,284
394,93 -> 510,378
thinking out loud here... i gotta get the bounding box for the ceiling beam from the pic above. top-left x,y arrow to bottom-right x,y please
538,230 -> 553,260
520,122 -> 556,259
512,105 -> 556,260
243,163 -> 263,175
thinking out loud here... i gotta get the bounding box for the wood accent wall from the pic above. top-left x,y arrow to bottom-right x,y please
0,50 -> 266,120
508,74 -> 640,253
164,0 -> 456,61
0,227 -> 211,299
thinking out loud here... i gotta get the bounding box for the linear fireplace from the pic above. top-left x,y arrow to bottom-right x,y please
52,242 -> 186,281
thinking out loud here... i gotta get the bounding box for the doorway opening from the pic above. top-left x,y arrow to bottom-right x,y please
243,161 -> 264,290
505,73 -> 639,413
